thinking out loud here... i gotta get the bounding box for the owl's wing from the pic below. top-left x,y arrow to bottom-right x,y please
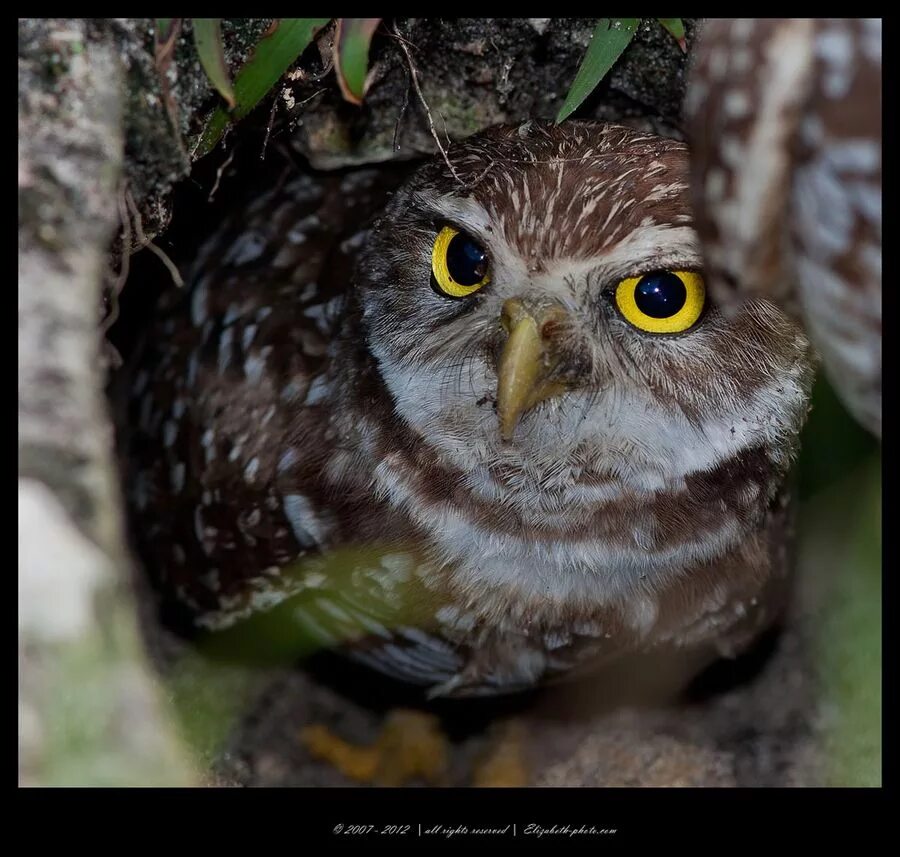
125,162 -> 490,690
686,18 -> 881,437
126,164 -> 408,629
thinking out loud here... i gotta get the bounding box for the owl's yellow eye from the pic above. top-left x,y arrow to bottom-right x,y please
614,270 -> 705,334
431,226 -> 490,298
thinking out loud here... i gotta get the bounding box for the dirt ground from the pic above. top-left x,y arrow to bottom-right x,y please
206,616 -> 819,787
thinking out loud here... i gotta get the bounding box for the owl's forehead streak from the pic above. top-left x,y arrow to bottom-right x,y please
450,142 -> 686,249
426,193 -> 701,276
416,141 -> 691,267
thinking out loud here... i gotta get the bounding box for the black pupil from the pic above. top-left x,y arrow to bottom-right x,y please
446,233 -> 488,286
633,271 -> 687,318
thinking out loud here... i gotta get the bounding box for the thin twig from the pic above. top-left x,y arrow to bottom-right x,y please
264,87 -> 328,157
208,147 -> 235,202
296,88 -> 328,110
153,18 -> 189,163
124,189 -> 184,288
260,96 -> 279,161
469,160 -> 496,189
390,22 -> 464,186
390,28 -> 417,50
285,87 -> 328,136
392,71 -> 411,153
438,110 -> 452,148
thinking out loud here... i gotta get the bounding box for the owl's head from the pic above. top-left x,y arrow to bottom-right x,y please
356,122 -> 812,493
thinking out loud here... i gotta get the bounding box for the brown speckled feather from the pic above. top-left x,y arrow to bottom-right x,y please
130,169 -> 400,613
686,18 -> 881,437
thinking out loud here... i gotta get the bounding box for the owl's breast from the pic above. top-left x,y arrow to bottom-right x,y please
335,410 -> 781,611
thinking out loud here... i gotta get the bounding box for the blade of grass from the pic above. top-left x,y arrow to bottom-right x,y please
334,18 -> 381,105
196,17 -> 331,157
657,18 -> 687,53
556,18 -> 639,124
192,18 -> 235,108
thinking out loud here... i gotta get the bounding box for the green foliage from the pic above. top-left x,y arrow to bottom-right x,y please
184,17 -> 387,157
195,18 -> 331,157
178,17 -> 694,154
556,18 -> 686,124
657,18 -> 687,52
192,18 -> 235,108
334,18 -> 381,105
157,17 -> 699,159
163,545 -> 432,760
556,19 -> 639,124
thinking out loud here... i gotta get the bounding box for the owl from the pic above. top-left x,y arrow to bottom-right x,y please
127,121 -> 814,698
685,18 -> 881,438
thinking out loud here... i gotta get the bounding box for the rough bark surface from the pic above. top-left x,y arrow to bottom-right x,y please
18,18 -> 194,785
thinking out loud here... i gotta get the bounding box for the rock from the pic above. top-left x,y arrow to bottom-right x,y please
536,717 -> 737,787
289,18 -> 697,169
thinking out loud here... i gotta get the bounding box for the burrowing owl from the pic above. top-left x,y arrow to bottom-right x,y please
127,122 -> 814,697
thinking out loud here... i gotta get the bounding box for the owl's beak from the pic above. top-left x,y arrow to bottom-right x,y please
497,299 -> 570,441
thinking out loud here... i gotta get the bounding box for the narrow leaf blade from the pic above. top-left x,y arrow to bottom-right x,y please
334,18 -> 381,105
556,18 -> 639,124
197,17 -> 331,157
657,18 -> 687,53
193,18 -> 236,108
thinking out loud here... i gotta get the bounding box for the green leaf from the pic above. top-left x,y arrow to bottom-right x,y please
192,18 -> 235,108
155,18 -> 177,44
657,18 -> 687,53
334,18 -> 381,105
196,17 -> 331,157
556,18 -> 639,124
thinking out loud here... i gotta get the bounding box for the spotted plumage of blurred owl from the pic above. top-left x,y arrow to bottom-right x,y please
686,17 -> 881,438
127,121 -> 814,697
